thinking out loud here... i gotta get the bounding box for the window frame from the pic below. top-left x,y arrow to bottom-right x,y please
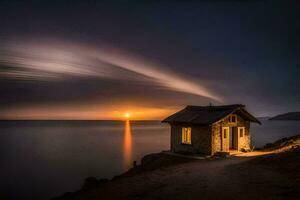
223,128 -> 228,138
238,127 -> 245,138
181,127 -> 192,145
229,114 -> 237,124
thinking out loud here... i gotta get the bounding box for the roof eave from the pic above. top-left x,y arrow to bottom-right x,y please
237,108 -> 262,125
161,105 -> 262,125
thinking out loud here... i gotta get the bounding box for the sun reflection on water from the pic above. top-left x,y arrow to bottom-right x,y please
123,120 -> 132,169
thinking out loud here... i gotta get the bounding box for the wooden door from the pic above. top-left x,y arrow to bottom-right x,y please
221,127 -> 230,152
237,127 -> 245,150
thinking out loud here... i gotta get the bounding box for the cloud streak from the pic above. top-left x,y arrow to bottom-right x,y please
0,39 -> 221,101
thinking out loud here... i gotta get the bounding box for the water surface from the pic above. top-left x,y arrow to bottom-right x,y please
0,119 -> 299,200
0,120 -> 169,200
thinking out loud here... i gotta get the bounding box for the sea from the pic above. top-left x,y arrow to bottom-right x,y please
0,119 -> 299,200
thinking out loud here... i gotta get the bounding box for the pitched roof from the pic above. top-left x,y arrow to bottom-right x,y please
162,104 -> 261,125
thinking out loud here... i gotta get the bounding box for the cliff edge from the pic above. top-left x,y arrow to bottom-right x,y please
53,135 -> 300,200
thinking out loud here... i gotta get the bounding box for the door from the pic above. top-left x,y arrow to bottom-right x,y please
237,127 -> 245,150
230,127 -> 238,150
229,128 -> 233,149
221,127 -> 230,152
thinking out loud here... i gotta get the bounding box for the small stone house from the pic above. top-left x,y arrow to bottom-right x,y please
162,104 -> 261,155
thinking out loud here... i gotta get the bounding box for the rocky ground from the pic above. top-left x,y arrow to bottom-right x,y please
54,135 -> 300,200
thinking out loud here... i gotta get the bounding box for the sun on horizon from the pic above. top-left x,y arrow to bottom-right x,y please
124,112 -> 131,119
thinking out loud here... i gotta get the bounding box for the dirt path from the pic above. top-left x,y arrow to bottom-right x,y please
132,147 -> 299,200
134,156 -> 254,200
69,155 -> 267,200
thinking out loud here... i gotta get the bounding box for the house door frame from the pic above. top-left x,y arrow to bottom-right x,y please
221,127 -> 230,152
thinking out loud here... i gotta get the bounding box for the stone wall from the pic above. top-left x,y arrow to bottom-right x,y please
170,123 -> 211,155
211,123 -> 222,154
211,113 -> 251,154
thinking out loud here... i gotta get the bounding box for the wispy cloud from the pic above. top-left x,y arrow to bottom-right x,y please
0,39 -> 221,101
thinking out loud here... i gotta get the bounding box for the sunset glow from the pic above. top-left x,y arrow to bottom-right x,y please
0,103 -> 178,120
124,112 -> 131,119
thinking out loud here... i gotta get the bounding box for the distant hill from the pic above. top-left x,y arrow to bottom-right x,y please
269,112 -> 300,121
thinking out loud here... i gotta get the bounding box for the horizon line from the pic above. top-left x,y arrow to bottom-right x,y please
0,119 -> 163,121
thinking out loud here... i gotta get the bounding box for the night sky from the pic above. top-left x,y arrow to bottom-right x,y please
0,0 -> 299,119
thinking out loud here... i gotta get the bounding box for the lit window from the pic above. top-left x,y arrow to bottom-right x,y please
182,127 -> 191,144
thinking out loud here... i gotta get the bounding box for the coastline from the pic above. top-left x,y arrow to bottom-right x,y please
53,135 -> 300,200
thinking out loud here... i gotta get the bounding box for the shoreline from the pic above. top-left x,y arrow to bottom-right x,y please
53,135 -> 300,200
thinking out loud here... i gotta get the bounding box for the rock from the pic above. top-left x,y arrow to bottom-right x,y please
241,148 -> 251,152
263,135 -> 300,150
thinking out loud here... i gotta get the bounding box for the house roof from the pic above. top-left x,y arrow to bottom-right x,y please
162,104 -> 261,125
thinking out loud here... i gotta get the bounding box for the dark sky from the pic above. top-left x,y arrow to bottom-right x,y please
0,0 -> 299,119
